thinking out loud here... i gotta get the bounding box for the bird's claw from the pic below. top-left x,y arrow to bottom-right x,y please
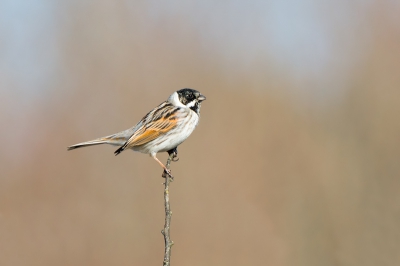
172,153 -> 179,162
162,169 -> 174,180
168,148 -> 179,162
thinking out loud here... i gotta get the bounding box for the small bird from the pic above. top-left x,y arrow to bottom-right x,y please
68,88 -> 206,176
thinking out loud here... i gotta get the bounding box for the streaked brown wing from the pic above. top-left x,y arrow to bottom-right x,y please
125,113 -> 178,148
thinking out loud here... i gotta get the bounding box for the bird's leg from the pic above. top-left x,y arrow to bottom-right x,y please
151,154 -> 173,179
161,148 -> 178,179
167,147 -> 179,162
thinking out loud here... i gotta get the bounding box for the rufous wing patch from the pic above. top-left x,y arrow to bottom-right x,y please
125,117 -> 177,148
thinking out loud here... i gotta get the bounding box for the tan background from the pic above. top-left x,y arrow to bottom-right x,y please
1,1 -> 400,265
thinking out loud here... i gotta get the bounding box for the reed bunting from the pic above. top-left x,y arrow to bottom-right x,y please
68,88 -> 206,177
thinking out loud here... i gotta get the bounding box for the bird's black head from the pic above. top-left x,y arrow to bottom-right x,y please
177,88 -> 205,105
176,88 -> 206,115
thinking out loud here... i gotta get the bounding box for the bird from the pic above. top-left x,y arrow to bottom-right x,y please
67,88 -> 206,177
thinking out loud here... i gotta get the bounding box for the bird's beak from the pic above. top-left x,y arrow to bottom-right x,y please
198,94 -> 206,102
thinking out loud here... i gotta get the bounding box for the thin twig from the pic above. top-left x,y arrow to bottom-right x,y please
161,152 -> 175,266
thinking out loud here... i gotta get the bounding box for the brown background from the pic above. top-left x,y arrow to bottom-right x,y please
1,1 -> 400,265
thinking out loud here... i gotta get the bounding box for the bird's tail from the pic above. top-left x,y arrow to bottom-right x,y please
67,134 -> 127,151
67,138 -> 108,150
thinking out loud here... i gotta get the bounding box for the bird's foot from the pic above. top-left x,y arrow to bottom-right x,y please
168,148 -> 179,162
162,168 -> 174,180
172,152 -> 179,162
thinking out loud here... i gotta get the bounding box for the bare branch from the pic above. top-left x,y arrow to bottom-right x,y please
161,152 -> 175,266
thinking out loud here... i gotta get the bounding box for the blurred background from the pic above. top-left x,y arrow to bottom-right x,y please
1,0 -> 400,265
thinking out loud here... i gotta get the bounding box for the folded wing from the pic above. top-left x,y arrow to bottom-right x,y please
114,103 -> 179,155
